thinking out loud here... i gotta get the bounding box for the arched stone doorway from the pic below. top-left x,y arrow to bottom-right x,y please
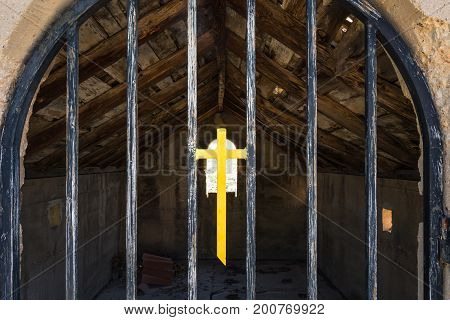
0,0 -> 446,300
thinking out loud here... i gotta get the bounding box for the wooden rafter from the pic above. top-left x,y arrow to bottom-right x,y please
226,0 -> 417,126
27,30 -> 215,157
36,61 -> 218,167
226,30 -> 415,168
225,65 -> 399,173
83,81 -> 218,167
225,95 -> 358,173
34,0 -> 208,112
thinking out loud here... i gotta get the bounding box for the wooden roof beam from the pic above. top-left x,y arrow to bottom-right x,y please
125,102 -> 220,169
35,61 -> 218,167
226,30 -> 415,168
27,30 -> 215,157
84,82 -> 218,167
227,0 -> 330,70
34,0 -> 209,112
227,0 -> 417,125
225,70 -> 399,173
225,95 -> 356,173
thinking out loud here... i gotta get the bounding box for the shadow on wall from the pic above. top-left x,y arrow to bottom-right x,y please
317,173 -> 422,299
20,172 -> 125,299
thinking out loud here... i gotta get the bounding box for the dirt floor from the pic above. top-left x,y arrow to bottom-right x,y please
96,260 -> 344,300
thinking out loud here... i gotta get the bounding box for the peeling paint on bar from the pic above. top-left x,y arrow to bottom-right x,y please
187,0 -> 198,300
126,0 -> 139,301
246,0 -> 257,301
306,0 -> 318,301
65,23 -> 79,300
365,22 -> 378,300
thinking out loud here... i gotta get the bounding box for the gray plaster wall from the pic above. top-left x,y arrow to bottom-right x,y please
20,172 -> 125,299
317,173 -> 422,299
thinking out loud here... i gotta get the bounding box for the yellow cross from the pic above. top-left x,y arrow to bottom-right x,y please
196,128 -> 247,266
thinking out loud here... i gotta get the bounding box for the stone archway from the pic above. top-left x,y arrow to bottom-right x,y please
0,0 -> 447,299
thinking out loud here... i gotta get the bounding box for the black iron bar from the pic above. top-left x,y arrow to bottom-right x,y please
306,0 -> 318,300
365,22 -> 378,300
246,0 -> 256,301
65,23 -> 79,300
187,0 -> 198,300
126,0 -> 138,300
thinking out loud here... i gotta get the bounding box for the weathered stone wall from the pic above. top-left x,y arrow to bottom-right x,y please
20,172 -> 125,299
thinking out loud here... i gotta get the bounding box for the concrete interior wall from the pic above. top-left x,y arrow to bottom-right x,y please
20,172 -> 125,299
137,173 -> 308,260
20,169 -> 423,299
137,163 -> 423,299
317,173 -> 422,299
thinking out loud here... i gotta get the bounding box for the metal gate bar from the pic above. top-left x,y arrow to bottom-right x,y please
246,0 -> 257,301
126,0 -> 139,300
306,0 -> 318,301
365,22 -> 378,300
187,0 -> 198,300
66,23 -> 79,300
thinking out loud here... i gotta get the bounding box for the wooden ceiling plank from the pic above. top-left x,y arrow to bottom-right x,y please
316,0 -> 348,44
81,81 -> 218,167
226,74 -> 362,167
36,61 -> 217,167
126,101 -> 220,169
226,30 -> 415,168
34,0 -> 208,112
282,0 -> 307,19
226,0 -> 417,126
226,75 -> 398,173
227,0 -> 330,71
27,31 -> 215,157
225,95 -> 355,173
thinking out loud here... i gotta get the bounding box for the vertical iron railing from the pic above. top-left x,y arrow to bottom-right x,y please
126,0 -> 139,300
306,0 -> 318,300
187,0 -> 198,300
246,0 -> 257,301
365,22 -> 378,300
66,23 -> 79,300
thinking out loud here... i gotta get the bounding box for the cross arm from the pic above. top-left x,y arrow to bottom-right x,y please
227,149 -> 247,159
196,149 -> 217,160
